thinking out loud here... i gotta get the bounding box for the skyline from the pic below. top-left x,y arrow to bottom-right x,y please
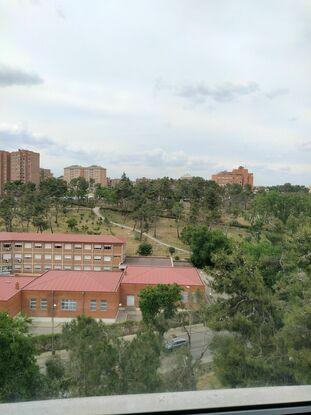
1,0 -> 311,185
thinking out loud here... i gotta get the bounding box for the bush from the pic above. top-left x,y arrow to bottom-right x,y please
137,241 -> 153,256
168,246 -> 175,255
174,255 -> 180,261
32,333 -> 64,353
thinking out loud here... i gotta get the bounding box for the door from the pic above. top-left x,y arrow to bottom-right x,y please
127,295 -> 135,306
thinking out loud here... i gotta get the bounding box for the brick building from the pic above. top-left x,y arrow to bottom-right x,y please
64,165 -> 107,186
40,168 -> 53,181
0,232 -> 126,275
10,149 -> 40,186
120,266 -> 205,307
0,150 -> 11,195
211,166 -> 253,190
0,265 -> 205,320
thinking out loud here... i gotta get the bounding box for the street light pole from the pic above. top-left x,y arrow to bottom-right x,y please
51,291 -> 56,356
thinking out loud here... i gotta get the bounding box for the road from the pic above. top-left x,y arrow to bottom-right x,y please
165,324 -> 214,363
93,206 -> 191,254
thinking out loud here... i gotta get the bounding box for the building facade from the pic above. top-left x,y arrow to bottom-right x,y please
64,165 -> 107,186
0,265 -> 205,320
0,150 -> 11,195
0,232 -> 125,275
10,149 -> 40,186
40,168 -> 53,181
211,166 -> 253,190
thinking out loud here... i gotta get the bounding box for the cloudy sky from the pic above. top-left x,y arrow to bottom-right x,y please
0,0 -> 310,185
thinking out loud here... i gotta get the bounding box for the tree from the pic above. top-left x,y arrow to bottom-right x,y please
139,284 -> 183,335
0,313 -> 42,402
137,241 -> 153,256
168,246 -> 175,255
181,225 -> 231,268
66,217 -> 78,231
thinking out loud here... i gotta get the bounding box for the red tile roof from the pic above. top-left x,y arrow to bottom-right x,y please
0,232 -> 125,244
23,270 -> 123,293
122,266 -> 204,287
0,276 -> 35,301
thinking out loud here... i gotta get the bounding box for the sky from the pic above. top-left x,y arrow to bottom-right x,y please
0,0 -> 310,185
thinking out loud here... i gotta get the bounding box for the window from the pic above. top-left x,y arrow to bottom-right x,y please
54,255 -> 62,261
34,243 -> 42,248
93,266 -> 101,271
54,243 -> 62,249
84,265 -> 91,270
29,298 -> 36,309
74,265 -> 81,270
34,264 -> 41,270
94,244 -> 102,250
64,243 -> 72,250
34,254 -> 42,260
40,298 -> 47,310
74,244 -> 82,249
54,265 -> 62,270
74,255 -> 81,261
90,300 -> 97,311
24,253 -> 32,259
61,299 -> 77,311
84,244 -> 92,250
182,292 -> 189,303
44,264 -> 52,270
45,243 -> 52,249
45,254 -> 52,260
104,256 -> 111,262
14,253 -> 22,259
94,255 -> 101,261
100,300 -> 108,311
84,255 -> 92,260
104,245 -> 112,250
24,242 -> 32,249
64,254 -> 72,260
103,266 -> 112,271
2,253 -> 11,260
14,242 -> 22,248
14,264 -> 22,269
3,243 -> 12,249
64,265 -> 72,270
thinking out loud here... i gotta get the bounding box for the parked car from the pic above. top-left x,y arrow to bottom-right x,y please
165,337 -> 188,351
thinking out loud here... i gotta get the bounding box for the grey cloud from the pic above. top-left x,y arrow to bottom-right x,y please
175,81 -> 259,104
265,88 -> 289,99
0,64 -> 43,87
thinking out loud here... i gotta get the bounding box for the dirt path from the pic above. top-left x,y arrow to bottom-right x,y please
93,207 -> 191,254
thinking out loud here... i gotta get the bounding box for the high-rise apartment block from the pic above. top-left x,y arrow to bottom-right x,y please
64,165 -> 107,186
40,168 -> 53,181
10,149 -> 40,186
0,150 -> 11,195
212,166 -> 254,190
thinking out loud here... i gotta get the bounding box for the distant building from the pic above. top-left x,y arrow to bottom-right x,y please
108,178 -> 121,187
0,150 -> 11,195
64,165 -> 107,186
40,168 -> 53,181
211,166 -> 254,190
10,149 -> 40,186
180,173 -> 193,180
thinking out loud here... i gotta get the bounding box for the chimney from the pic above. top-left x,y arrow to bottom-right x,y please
15,281 -> 20,290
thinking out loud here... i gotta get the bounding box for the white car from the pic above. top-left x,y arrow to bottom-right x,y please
165,337 -> 188,351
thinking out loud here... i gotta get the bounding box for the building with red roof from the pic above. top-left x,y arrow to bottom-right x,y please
120,266 -> 204,307
0,265 -> 205,320
0,276 -> 35,316
0,231 -> 125,275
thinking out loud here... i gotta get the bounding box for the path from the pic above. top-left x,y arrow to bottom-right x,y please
93,207 -> 191,254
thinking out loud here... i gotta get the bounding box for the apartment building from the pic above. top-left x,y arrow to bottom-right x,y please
0,150 -> 11,195
0,265 -> 205,320
40,168 -> 53,181
64,165 -> 107,186
0,232 -> 126,275
211,166 -> 254,190
10,149 -> 40,186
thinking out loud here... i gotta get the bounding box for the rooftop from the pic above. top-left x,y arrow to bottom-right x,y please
0,276 -> 35,301
122,266 -> 204,286
123,256 -> 172,267
23,270 -> 123,293
0,232 -> 125,244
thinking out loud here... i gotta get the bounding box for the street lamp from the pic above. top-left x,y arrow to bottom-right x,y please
186,285 -> 192,347
51,298 -> 57,356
